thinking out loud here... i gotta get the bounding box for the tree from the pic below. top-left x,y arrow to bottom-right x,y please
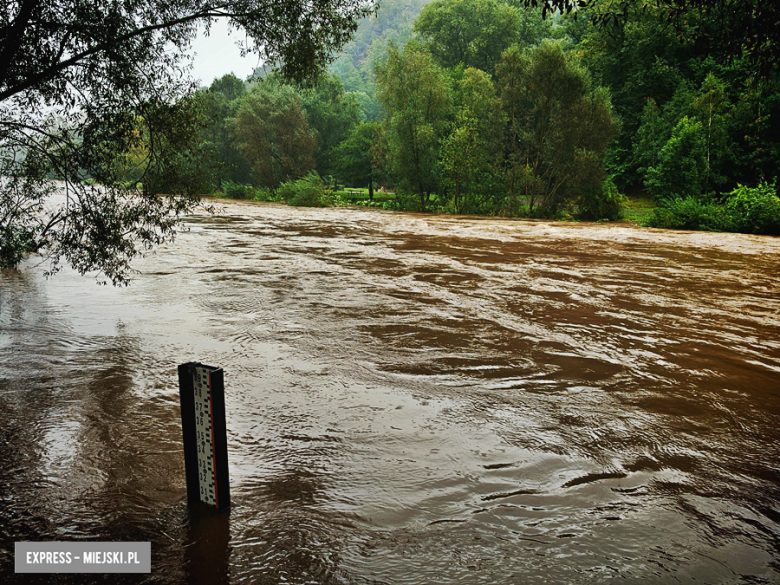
209,73 -> 247,102
632,70 -> 751,197
728,69 -> 780,187
232,79 -> 317,189
456,68 -> 505,162
441,68 -> 505,214
570,0 -> 700,188
521,0 -> 780,78
375,41 -> 451,211
332,122 -> 381,199
300,73 -> 361,179
198,73 -> 253,188
633,98 -> 666,183
1,0 -> 372,283
505,0 -> 554,46
414,0 -> 524,75
692,73 -> 731,190
496,40 -> 617,215
538,0 -> 780,191
441,113 -> 491,214
645,116 -> 708,200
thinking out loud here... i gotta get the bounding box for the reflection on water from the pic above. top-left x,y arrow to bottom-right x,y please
2,201 -> 780,583
185,506 -> 230,585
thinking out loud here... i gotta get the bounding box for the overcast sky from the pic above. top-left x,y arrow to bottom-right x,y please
186,20 -> 262,88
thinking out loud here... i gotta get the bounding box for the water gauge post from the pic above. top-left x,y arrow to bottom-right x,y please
178,363 -> 231,512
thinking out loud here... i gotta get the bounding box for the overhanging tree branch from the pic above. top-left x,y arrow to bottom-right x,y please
0,5 -> 237,101
1,0 -> 374,282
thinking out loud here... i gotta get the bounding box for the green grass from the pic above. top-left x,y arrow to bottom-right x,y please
621,193 -> 655,224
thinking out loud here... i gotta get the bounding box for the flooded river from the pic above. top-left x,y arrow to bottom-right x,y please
2,201 -> 780,584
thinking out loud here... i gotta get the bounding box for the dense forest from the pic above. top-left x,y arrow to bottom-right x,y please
131,0 -> 780,233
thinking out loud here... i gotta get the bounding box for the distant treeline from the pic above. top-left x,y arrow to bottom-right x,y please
121,0 -> 780,232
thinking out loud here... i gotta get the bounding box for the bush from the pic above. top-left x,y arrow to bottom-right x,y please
645,182 -> 780,235
222,180 -> 254,199
335,190 -> 368,202
578,179 -> 624,221
355,199 -> 385,208
723,182 -> 780,235
250,186 -> 280,202
218,181 -> 285,202
644,196 -> 726,231
281,173 -> 332,207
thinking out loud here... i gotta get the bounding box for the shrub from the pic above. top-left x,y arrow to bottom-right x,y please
250,186 -> 280,202
578,179 -> 624,221
644,196 -> 726,231
355,199 -> 385,208
222,180 -> 254,199
723,182 -> 780,235
282,172 -> 332,207
645,182 -> 780,235
219,181 -> 285,202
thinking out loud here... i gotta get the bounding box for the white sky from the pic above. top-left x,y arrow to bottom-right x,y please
185,19 -> 262,87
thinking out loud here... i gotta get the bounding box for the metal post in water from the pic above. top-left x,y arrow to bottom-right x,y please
178,362 -> 231,512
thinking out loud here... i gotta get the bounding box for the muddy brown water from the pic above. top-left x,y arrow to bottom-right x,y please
2,200 -> 780,584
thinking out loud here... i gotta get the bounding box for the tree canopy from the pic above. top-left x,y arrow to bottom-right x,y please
498,40 -> 617,215
414,0 -> 524,75
376,41 -> 451,211
300,73 -> 362,178
233,79 -> 317,188
524,0 -> 780,77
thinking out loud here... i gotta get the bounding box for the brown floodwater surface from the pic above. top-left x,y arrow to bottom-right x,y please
2,200 -> 780,584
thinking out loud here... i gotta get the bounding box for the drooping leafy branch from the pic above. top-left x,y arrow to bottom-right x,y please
0,0 -> 374,283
